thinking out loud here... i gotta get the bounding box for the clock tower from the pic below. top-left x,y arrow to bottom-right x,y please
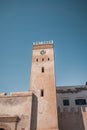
30,41 -> 59,130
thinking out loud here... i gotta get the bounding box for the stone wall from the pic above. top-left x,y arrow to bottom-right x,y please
0,91 -> 32,130
58,107 -> 87,130
57,86 -> 87,111
57,86 -> 87,130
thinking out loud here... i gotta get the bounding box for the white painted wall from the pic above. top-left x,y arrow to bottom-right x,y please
56,85 -> 87,112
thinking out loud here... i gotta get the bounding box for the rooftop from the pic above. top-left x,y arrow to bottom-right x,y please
56,85 -> 87,93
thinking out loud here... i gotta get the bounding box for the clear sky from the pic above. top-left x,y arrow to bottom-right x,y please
0,0 -> 87,94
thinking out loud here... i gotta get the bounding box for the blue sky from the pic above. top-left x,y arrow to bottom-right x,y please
0,0 -> 87,93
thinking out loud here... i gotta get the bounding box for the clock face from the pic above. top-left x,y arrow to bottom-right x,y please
40,50 -> 46,55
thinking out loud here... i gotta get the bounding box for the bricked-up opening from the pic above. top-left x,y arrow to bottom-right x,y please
41,89 -> 44,97
75,99 -> 86,105
63,99 -> 69,106
42,67 -> 44,73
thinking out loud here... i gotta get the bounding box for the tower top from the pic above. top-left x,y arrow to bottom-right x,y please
33,40 -> 54,50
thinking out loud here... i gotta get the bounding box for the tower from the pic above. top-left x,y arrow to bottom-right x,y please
30,41 -> 59,130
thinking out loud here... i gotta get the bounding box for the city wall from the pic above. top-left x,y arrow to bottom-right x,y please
58,107 -> 87,130
0,91 -> 32,130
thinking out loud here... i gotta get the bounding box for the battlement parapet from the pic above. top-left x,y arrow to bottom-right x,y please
58,106 -> 87,113
56,85 -> 87,93
33,40 -> 54,50
0,91 -> 32,98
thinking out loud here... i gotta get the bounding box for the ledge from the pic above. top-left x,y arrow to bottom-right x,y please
33,44 -> 53,50
0,116 -> 19,122
10,91 -> 32,96
0,91 -> 32,98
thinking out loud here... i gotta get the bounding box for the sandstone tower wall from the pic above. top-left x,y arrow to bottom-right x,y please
30,42 -> 59,130
0,92 -> 32,130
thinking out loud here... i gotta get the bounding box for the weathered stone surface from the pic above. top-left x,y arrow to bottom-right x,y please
0,91 -> 32,130
30,43 -> 59,130
0,116 -> 19,122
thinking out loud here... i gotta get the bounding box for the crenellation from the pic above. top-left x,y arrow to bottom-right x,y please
63,107 -> 69,112
33,40 -> 54,50
70,107 -> 75,112
58,106 -> 87,113
56,85 -> 87,93
33,40 -> 53,45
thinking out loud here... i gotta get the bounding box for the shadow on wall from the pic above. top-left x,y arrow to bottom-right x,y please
30,94 -> 38,130
58,107 -> 85,130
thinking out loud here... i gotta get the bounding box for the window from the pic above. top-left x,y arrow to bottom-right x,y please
86,82 -> 87,85
75,99 -> 86,105
63,99 -> 69,106
42,67 -> 44,73
41,89 -> 44,97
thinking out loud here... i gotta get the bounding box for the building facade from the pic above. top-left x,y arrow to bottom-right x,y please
0,41 -> 87,130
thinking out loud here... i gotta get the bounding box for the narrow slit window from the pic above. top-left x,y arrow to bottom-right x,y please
42,67 -> 44,73
48,58 -> 50,61
41,89 -> 44,97
42,58 -> 44,61
36,58 -> 38,62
